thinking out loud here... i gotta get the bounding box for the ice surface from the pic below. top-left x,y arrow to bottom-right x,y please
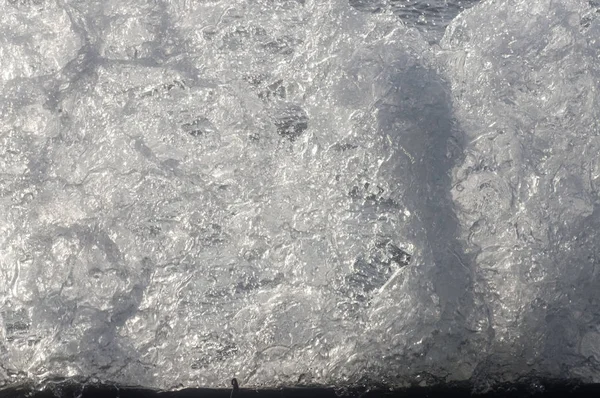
439,0 -> 600,389
0,0 -> 599,393
349,0 -> 482,44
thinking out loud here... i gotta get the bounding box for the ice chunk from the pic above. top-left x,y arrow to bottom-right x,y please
440,0 -> 600,386
0,0 -> 444,390
2,0 -> 599,392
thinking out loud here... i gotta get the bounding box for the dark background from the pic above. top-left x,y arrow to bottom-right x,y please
2,380 -> 600,398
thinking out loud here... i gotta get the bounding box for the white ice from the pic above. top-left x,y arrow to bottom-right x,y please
0,0 -> 599,392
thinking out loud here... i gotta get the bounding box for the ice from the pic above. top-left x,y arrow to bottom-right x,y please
0,0 -> 443,390
439,0 -> 600,388
0,0 -> 599,393
351,0 -> 482,43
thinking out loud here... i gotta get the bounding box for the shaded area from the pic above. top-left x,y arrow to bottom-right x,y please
2,380 -> 600,398
369,55 -> 486,380
349,0 -> 482,42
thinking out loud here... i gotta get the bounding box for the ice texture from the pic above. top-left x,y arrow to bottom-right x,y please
0,0 -> 599,393
439,0 -> 600,389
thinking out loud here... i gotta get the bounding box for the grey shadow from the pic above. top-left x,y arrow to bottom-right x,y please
374,59 -> 489,367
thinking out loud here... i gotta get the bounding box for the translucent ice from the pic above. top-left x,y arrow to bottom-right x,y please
440,0 -> 600,388
0,0 -> 446,390
0,0 -> 599,393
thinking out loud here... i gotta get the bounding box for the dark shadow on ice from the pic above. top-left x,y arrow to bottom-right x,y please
375,59 -> 486,360
34,225 -> 156,386
77,256 -> 153,384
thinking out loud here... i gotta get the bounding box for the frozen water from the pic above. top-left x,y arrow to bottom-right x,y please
351,0 -> 482,43
0,0 -> 449,389
439,0 -> 600,389
0,0 -> 599,393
